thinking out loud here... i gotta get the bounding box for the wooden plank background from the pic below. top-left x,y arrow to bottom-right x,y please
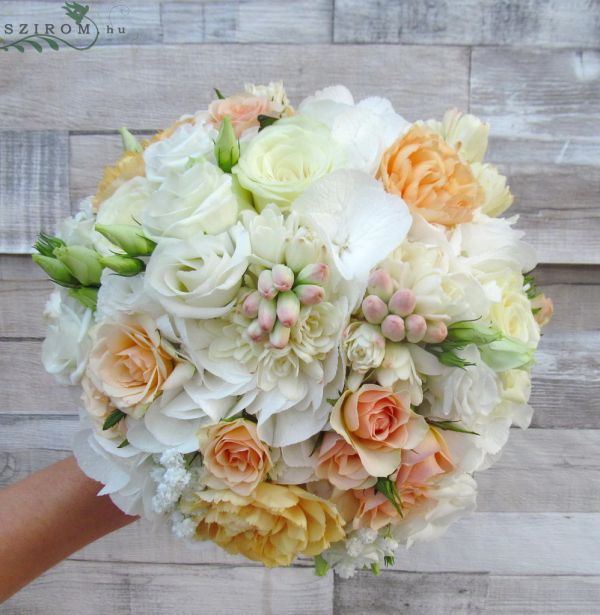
0,1 -> 598,613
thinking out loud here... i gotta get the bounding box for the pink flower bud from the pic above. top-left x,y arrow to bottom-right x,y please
423,321 -> 448,344
247,320 -> 266,342
367,269 -> 394,302
294,284 -> 325,306
269,322 -> 291,349
296,263 -> 329,286
258,298 -> 277,331
241,290 -> 260,319
381,315 -> 405,342
405,314 -> 427,343
276,291 -> 300,328
362,295 -> 388,325
271,264 -> 295,292
388,288 -> 417,317
258,269 -> 277,300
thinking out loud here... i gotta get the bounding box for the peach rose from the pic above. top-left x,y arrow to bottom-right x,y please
377,125 -> 484,226
531,292 -> 554,327
81,374 -> 126,440
182,483 -> 345,567
330,384 -> 428,477
201,419 -> 271,496
353,488 -> 400,530
208,94 -> 272,138
87,314 -> 178,416
315,432 -> 372,490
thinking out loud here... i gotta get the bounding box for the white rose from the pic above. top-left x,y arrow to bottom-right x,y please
93,176 -> 156,255
144,223 -> 251,318
233,115 -> 344,210
144,120 -> 217,183
143,161 -> 240,239
42,289 -> 93,385
343,322 -> 386,377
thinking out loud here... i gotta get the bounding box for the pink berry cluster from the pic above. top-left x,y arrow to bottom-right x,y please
361,269 -> 448,344
241,262 -> 330,349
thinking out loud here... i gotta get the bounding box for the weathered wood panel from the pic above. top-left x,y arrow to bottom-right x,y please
0,44 -> 470,130
0,131 -> 69,254
335,573 -> 600,615
1,560 -> 334,615
162,0 -> 333,43
334,0 -> 600,47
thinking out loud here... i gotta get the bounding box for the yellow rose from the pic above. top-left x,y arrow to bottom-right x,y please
182,483 -> 345,567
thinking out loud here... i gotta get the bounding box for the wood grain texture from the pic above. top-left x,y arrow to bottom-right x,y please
0,44 -> 469,130
162,0 -> 333,43
0,131 -> 69,254
1,560 -> 334,615
334,0 -> 600,47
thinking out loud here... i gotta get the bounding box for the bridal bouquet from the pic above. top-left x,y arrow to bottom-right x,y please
33,82 -> 552,577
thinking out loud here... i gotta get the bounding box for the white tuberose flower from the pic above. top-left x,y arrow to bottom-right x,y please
145,224 -> 251,319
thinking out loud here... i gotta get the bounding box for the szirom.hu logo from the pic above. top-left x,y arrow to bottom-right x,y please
0,2 -> 127,52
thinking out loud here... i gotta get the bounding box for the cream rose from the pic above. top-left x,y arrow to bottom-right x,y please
143,161 -> 240,239
342,322 -> 386,377
233,116 -> 343,210
144,224 -> 251,318
87,314 -> 178,415
330,384 -> 428,477
201,419 -> 272,496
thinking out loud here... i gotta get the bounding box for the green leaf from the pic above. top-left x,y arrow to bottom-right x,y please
309,431 -> 326,457
214,87 -> 225,100
14,44 -> 25,53
68,287 -> 98,311
384,555 -> 395,567
117,439 -> 129,449
257,114 -> 278,131
370,562 -> 381,576
26,39 -> 43,53
102,409 -> 127,431
375,477 -> 403,518
326,398 -> 339,406
41,36 -> 60,51
426,419 -> 479,436
314,554 -> 330,577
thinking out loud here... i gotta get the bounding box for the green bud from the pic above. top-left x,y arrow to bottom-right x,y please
100,254 -> 145,277
54,245 -> 104,287
32,254 -> 79,288
214,115 -> 240,173
95,224 -> 156,257
447,320 -> 502,346
33,232 -> 65,257
118,127 -> 143,153
68,287 -> 98,311
480,337 -> 535,371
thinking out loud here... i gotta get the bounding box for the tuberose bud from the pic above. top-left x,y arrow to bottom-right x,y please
269,322 -> 291,349
258,269 -> 277,300
296,263 -> 329,286
242,290 -> 260,319
95,224 -> 156,257
405,314 -> 427,343
271,264 -> 295,292
258,298 -> 277,332
362,295 -> 388,325
388,289 -> 417,317
294,284 -> 325,306
214,115 -> 240,173
247,319 -> 267,342
367,269 -> 394,302
32,254 -> 79,288
381,315 -> 405,342
276,291 -> 300,328
54,245 -> 104,287
423,321 -> 448,344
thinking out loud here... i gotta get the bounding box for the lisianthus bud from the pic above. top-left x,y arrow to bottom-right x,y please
284,229 -> 323,272
480,337 -> 535,371
95,224 -> 156,257
214,115 -> 240,173
118,127 -> 143,153
32,254 -> 79,288
276,291 -> 300,328
258,269 -> 277,299
68,287 -> 98,311
258,298 -> 277,331
362,295 -> 388,325
296,263 -> 329,286
405,314 -> 427,343
54,246 -> 104,287
100,255 -> 145,277
367,269 -> 394,302
388,289 -> 417,317
271,264 -> 295,292
294,284 -> 325,306
269,322 -> 291,349
242,291 -> 260,319
381,314 -> 405,342
447,320 -> 501,345
423,321 -> 448,344
33,232 -> 65,258
247,319 -> 266,342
